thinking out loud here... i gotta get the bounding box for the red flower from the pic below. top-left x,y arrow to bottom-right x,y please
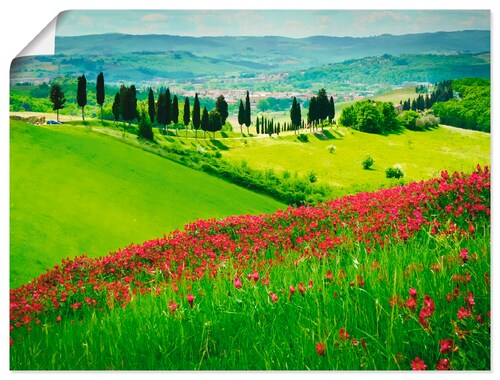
457,307 -> 471,319
298,282 -> 305,297
409,288 -> 417,298
187,294 -> 195,308
247,271 -> 259,283
339,328 -> 350,340
289,285 -> 296,300
411,357 -> 427,370
436,358 -> 450,370
56,315 -> 61,323
325,270 -> 334,282
316,342 -> 326,356
406,297 -> 417,311
234,277 -> 242,289
439,338 -> 455,354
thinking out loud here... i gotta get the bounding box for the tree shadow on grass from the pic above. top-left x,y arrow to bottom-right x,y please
208,140 -> 229,151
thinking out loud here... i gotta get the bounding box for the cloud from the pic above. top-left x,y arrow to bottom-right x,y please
141,13 -> 167,22
78,15 -> 94,27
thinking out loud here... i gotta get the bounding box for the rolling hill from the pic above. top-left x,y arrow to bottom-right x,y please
9,120 -> 284,287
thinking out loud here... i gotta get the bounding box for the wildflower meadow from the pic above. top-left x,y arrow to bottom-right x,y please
10,166 -> 490,370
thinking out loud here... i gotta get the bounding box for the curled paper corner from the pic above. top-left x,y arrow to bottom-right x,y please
16,14 -> 59,58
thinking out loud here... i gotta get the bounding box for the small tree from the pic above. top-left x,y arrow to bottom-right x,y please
362,156 -> 375,170
216,95 -> 229,126
208,109 -> 222,139
49,84 -> 66,122
96,72 -> 105,122
77,74 -> 87,121
138,110 -> 154,141
329,96 -> 335,124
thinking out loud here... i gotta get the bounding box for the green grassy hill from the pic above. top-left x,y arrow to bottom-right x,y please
10,120 -> 285,287
194,125 -> 490,197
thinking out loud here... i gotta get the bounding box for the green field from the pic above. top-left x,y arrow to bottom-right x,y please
191,124 -> 490,197
10,120 -> 285,287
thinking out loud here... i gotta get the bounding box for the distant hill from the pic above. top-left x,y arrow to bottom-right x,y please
10,30 -> 490,88
55,30 -> 490,69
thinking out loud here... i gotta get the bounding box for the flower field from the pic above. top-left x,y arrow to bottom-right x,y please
10,166 -> 490,370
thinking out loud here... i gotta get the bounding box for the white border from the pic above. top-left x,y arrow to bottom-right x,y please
1,1 -> 497,380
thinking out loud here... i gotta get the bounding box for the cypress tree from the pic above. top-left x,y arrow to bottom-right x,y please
308,96 -> 317,130
216,95 -> 229,126
329,96 -> 335,124
290,97 -> 298,132
120,85 -> 137,125
238,99 -> 245,134
256,117 -> 260,134
201,106 -> 209,140
172,95 -> 179,135
148,88 -> 155,124
96,72 -> 105,122
77,74 -> 87,121
317,88 -> 329,126
244,90 -> 251,135
49,84 -> 66,122
112,92 -> 120,122
165,88 -> 172,132
130,85 -> 138,120
193,93 -> 201,139
183,97 -> 190,138
156,92 -> 167,126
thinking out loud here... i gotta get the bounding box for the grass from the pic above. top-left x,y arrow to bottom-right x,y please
10,120 -> 285,287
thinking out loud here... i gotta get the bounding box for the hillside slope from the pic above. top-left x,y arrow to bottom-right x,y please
10,120 -> 284,287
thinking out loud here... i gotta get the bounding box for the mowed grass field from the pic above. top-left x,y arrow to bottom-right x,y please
10,120 -> 285,287
216,125 -> 490,197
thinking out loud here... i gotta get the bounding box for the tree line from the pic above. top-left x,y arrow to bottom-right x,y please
48,73 -> 337,140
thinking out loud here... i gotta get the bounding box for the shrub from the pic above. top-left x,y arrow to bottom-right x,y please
386,165 -> 405,179
327,145 -> 337,153
362,156 -> 375,170
398,110 -> 420,130
308,171 -> 318,183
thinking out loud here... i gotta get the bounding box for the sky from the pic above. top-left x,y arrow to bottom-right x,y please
55,10 -> 490,38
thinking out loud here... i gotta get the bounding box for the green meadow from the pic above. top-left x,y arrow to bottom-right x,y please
10,120 -> 284,287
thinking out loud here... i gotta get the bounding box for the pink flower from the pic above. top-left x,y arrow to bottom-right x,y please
436,358 -> 450,370
234,277 -> 242,289
457,307 -> 470,319
423,295 -> 435,312
406,297 -> 417,311
316,342 -> 326,356
269,292 -> 278,303
411,357 -> 427,370
409,288 -> 417,298
459,248 -> 469,263
465,291 -> 475,309
325,270 -> 334,282
247,271 -> 259,283
439,338 -> 455,354
187,294 -> 195,308
56,315 -> 61,323
168,300 -> 178,313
